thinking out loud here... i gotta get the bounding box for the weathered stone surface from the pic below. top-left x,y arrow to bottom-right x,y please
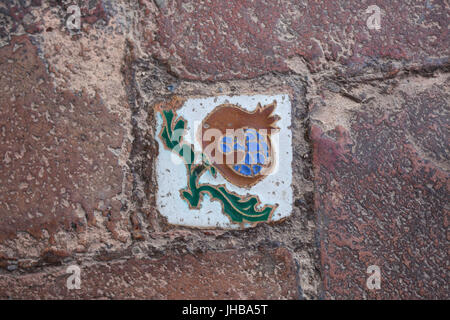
312,76 -> 449,299
149,0 -> 449,80
0,0 -> 448,301
0,1 -> 108,47
0,247 -> 299,299
0,35 -> 126,247
0,0 -> 44,42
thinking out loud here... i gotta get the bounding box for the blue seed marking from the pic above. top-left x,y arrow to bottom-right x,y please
246,142 -> 260,152
256,153 -> 265,164
245,129 -> 263,140
245,153 -> 253,165
239,165 -> 252,176
221,143 -> 231,153
244,131 -> 256,141
252,165 -> 262,174
259,141 -> 269,156
227,129 -> 271,177
234,143 -> 245,151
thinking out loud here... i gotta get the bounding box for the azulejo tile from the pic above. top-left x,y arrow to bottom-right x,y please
155,94 -> 293,229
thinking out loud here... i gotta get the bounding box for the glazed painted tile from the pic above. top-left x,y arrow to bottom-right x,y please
156,94 -> 293,229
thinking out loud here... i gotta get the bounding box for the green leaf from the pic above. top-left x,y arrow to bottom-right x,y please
197,185 -> 274,223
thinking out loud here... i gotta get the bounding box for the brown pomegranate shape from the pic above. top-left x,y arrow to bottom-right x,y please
198,100 -> 280,188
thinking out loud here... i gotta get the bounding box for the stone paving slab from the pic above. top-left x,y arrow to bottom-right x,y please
0,247 -> 299,299
311,75 -> 449,299
149,0 -> 449,80
0,35 -> 128,250
0,0 -> 448,300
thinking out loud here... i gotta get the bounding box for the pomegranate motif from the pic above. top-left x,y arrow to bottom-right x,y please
198,101 -> 280,188
157,97 -> 281,225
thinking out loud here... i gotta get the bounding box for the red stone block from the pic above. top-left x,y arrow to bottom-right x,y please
149,0 -> 449,80
0,36 -> 125,245
312,82 -> 449,299
0,247 -> 299,299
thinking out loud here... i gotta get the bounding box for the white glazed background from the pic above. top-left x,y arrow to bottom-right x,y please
156,94 -> 293,229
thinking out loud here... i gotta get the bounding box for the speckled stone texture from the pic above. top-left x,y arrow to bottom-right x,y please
149,0 -> 449,80
311,77 -> 449,299
0,35 -> 126,243
0,247 -> 299,299
0,0 -> 449,300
